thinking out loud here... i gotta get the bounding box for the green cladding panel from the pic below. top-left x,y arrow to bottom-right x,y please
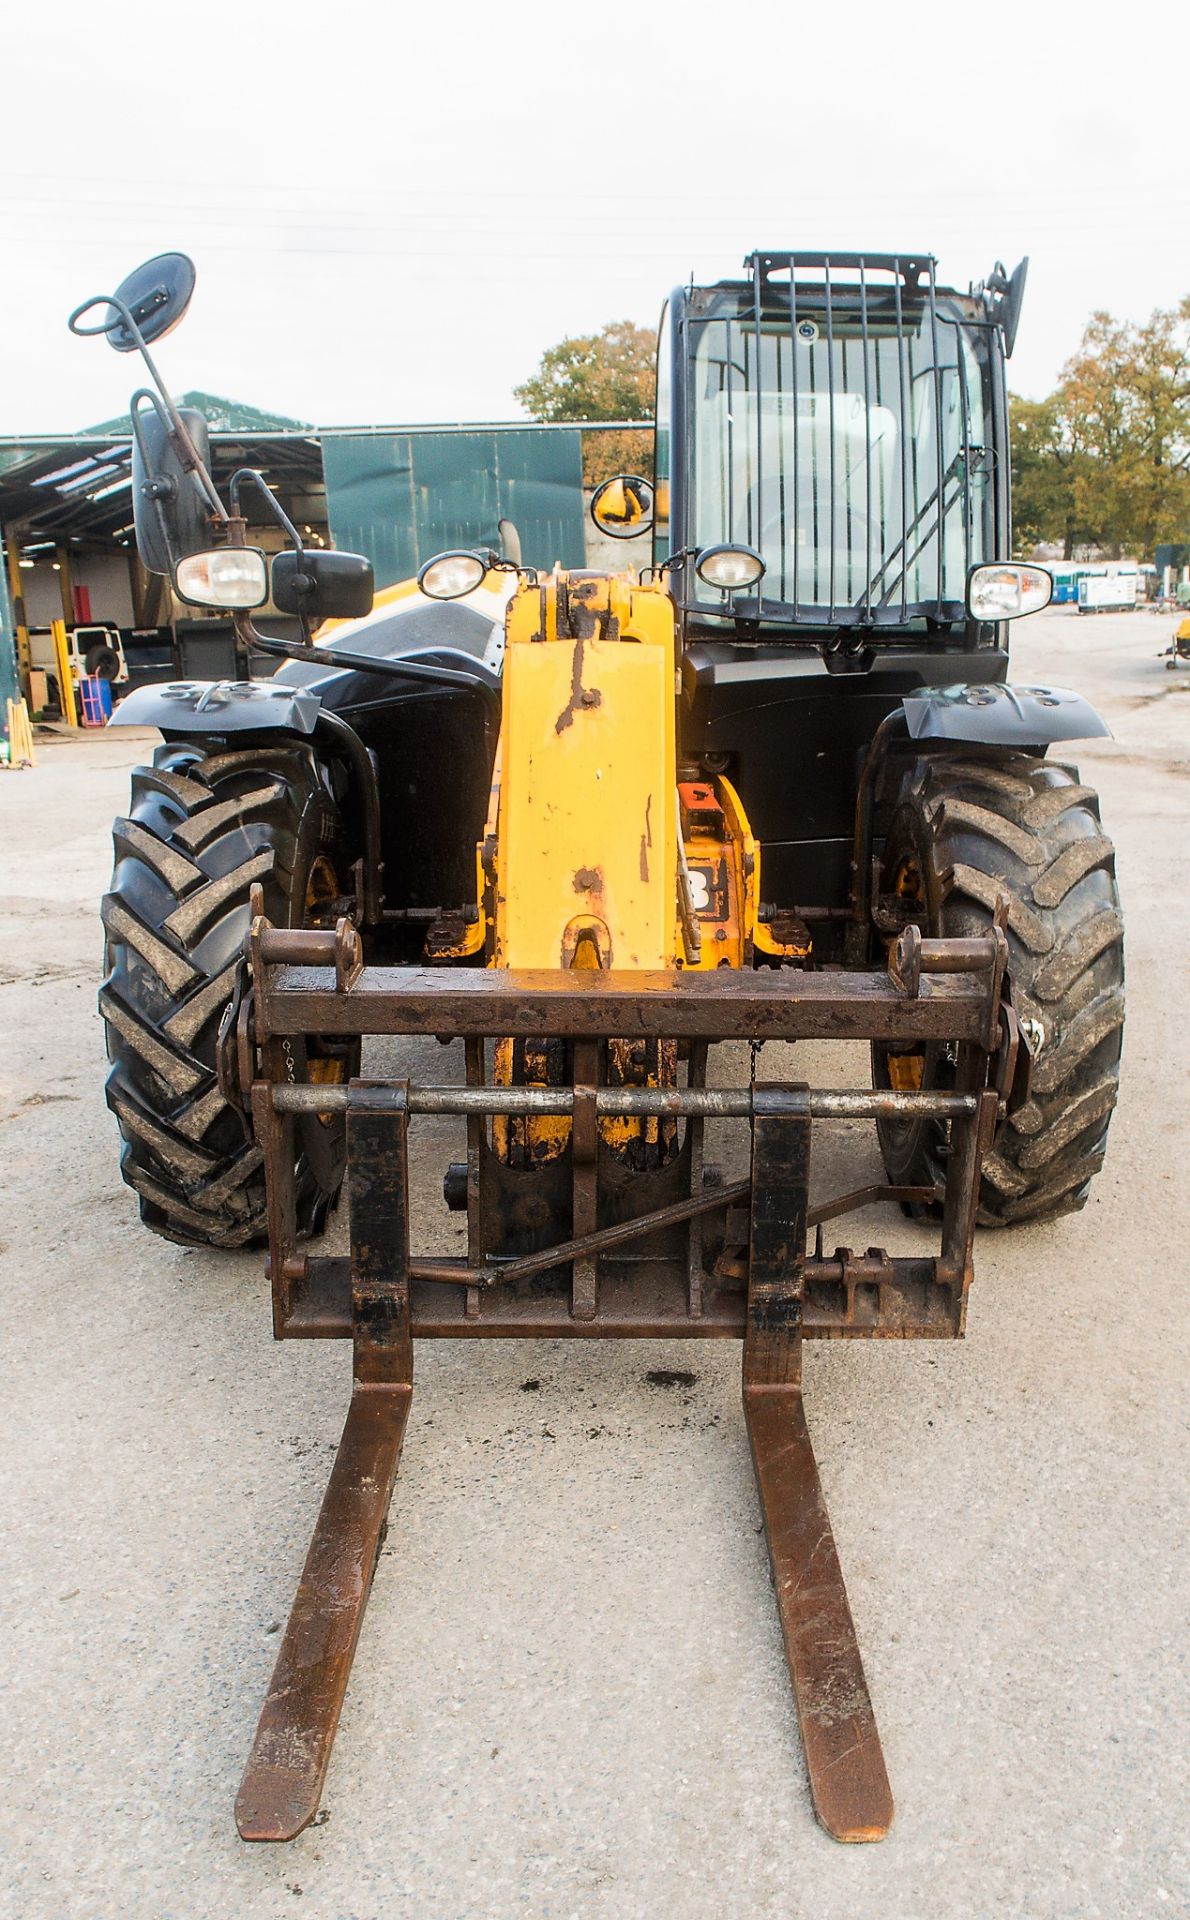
0,536 -> 17,733
321,430 -> 586,589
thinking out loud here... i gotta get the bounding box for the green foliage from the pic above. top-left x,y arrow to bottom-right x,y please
1011,296 -> 1190,558
1009,393 -> 1094,558
515,320 -> 657,486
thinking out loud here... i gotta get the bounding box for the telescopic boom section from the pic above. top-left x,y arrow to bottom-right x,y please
495,573 -> 680,970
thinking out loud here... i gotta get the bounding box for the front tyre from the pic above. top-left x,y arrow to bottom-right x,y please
872,752 -> 1124,1225
101,741 -> 357,1248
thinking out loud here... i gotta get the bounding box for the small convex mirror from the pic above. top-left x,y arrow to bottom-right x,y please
68,252 -> 197,352
590,474 -> 654,538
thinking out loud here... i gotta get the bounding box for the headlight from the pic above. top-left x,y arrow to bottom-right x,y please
695,544 -> 766,591
967,563 -> 1052,621
174,547 -> 268,609
417,550 -> 488,600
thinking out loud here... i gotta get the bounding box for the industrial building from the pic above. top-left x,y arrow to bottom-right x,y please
0,398 -> 588,736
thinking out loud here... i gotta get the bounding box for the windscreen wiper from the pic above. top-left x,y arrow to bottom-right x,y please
867,448 -> 980,612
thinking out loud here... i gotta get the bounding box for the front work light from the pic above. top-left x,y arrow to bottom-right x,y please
695,544 -> 766,592
174,546 -> 268,609
967,562 -> 1052,621
417,550 -> 488,601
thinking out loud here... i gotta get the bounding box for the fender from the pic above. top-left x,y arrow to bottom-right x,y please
844,682 -> 1111,961
108,679 -> 322,734
901,681 -> 1110,746
108,681 -> 387,926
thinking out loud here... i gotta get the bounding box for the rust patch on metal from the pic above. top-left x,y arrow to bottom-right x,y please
555,635 -> 602,734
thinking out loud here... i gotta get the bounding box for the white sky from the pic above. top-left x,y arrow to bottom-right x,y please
1,0 -> 1185,436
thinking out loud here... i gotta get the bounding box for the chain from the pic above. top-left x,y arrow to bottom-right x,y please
749,1037 -> 765,1084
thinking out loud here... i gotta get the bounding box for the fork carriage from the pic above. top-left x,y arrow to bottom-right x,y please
227,902 -> 1023,1844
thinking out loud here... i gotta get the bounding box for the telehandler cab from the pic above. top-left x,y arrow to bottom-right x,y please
76,249 -> 1124,1843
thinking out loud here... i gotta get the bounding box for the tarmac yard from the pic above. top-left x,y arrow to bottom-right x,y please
0,605 -> 1186,1920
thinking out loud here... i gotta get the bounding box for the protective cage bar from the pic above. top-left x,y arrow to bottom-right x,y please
686,250 -> 989,627
233,915 -> 1010,1847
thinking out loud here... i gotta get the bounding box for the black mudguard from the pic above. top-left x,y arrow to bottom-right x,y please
108,679 -> 322,734
901,682 -> 1110,746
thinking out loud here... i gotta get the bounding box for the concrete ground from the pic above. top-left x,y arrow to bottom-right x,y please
0,606 -> 1186,1920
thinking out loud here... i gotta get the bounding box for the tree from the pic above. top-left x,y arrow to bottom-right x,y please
1009,392 -> 1097,559
1010,297 -> 1190,559
1059,299 -> 1190,556
515,320 -> 657,486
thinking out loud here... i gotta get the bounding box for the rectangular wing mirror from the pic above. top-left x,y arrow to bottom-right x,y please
132,403 -> 214,575
272,549 -> 374,621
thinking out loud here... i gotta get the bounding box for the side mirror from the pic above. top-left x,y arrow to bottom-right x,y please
982,255 -> 1029,359
69,252 -> 197,353
132,403 -> 215,575
590,473 -> 654,538
1000,256 -> 1029,359
967,562 -> 1052,621
272,549 -> 375,621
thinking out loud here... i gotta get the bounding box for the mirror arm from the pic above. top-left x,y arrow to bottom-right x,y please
243,630 -> 501,710
229,467 -> 305,554
637,547 -> 695,587
227,472 -> 315,645
69,291 -> 228,524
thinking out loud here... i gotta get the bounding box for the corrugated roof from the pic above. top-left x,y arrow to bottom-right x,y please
0,422 -> 325,547
83,390 -> 312,435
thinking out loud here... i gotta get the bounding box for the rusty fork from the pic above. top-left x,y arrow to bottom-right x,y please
743,1088 -> 893,1842
227,916 -> 1016,1845
236,1085 -> 413,1843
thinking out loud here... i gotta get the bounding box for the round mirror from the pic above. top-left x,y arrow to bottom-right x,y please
590,474 -> 654,539
69,253 -> 197,352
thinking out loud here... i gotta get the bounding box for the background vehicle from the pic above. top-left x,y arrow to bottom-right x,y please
27,620 -> 128,704
1078,569 -> 1139,612
1049,562 -> 1081,603
1165,614 -> 1190,667
76,248 -> 1123,1846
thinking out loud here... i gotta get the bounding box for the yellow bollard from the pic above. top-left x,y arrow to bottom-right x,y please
3,697 -> 36,768
51,617 -> 78,727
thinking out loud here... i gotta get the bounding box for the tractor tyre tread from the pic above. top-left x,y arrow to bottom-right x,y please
100,740 -> 346,1249
876,750 -> 1124,1226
